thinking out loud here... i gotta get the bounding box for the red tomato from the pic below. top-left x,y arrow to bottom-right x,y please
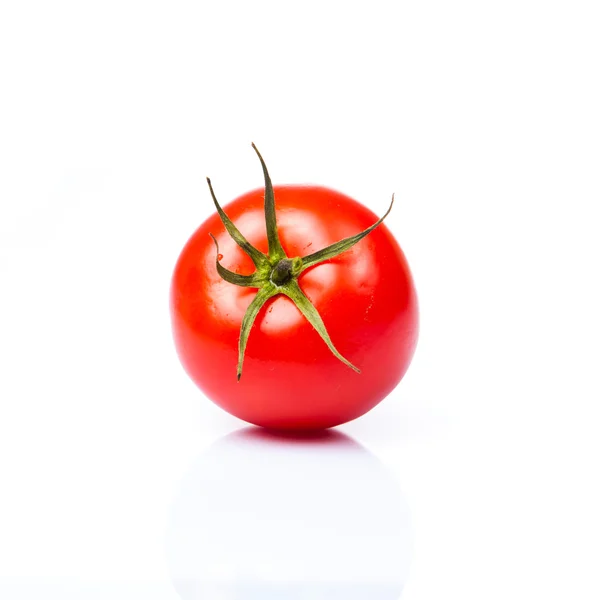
170,178 -> 418,430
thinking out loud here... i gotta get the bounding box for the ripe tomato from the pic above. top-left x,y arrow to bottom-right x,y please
170,147 -> 418,430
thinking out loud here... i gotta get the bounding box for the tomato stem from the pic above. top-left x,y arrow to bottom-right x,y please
270,257 -> 303,286
207,145 -> 394,380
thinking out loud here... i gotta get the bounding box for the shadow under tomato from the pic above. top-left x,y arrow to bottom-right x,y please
236,425 -> 358,447
166,427 -> 414,599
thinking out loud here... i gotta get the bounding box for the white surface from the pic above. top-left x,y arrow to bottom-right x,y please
1,1 -> 599,599
166,429 -> 412,599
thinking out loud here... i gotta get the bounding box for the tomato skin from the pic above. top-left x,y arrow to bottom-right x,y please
170,185 -> 418,430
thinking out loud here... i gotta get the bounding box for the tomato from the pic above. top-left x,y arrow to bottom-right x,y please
170,146 -> 418,430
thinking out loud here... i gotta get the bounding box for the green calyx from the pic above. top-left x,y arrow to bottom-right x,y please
208,143 -> 394,381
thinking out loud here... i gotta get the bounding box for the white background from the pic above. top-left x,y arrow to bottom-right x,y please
1,1 -> 599,598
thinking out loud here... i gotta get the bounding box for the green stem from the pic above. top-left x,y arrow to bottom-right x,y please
270,257 -> 303,287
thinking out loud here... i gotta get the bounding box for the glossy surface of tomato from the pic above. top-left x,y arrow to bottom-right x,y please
170,186 -> 418,430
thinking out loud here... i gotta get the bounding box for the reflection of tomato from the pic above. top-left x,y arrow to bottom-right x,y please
170,149 -> 418,430
166,428 -> 413,597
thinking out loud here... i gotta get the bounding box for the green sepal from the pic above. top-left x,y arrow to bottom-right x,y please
206,177 -> 268,269
252,143 -> 287,261
209,234 -> 266,288
300,194 -> 395,272
237,283 -> 278,380
281,280 -> 360,374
